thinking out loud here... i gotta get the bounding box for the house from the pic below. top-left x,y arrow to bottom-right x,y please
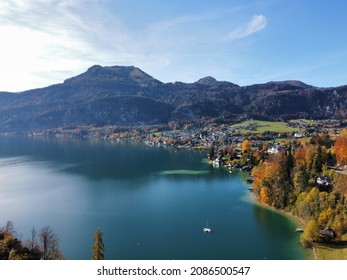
294,133 -> 305,138
267,144 -> 285,154
317,175 -> 332,186
320,228 -> 336,241
267,146 -> 279,154
212,157 -> 224,167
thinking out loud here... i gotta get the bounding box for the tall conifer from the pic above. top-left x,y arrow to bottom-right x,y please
92,228 -> 104,260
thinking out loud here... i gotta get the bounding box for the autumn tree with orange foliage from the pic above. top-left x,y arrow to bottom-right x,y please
335,128 -> 347,165
260,187 -> 269,204
251,134 -> 347,240
333,172 -> 347,197
293,147 -> 306,167
242,139 -> 251,154
251,152 -> 293,209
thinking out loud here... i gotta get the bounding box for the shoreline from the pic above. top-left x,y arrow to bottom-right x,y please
242,191 -> 316,260
242,191 -> 305,227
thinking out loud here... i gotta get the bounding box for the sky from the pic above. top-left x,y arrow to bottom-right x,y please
0,0 -> 347,92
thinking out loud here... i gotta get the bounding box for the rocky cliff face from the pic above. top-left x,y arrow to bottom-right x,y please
0,65 -> 346,132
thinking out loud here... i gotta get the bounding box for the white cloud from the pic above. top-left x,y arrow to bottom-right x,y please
225,14 -> 267,41
0,0 -> 221,91
0,0 -> 195,91
0,1 -> 269,91
0,0 -> 129,91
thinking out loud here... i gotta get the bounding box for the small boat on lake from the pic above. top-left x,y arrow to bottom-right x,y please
203,219 -> 212,233
203,227 -> 212,233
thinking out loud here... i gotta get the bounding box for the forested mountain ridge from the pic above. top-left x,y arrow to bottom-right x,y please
0,65 -> 346,132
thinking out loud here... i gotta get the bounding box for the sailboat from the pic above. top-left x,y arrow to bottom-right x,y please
203,219 -> 212,233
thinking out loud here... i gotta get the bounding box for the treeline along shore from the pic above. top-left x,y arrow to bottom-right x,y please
207,127 -> 347,259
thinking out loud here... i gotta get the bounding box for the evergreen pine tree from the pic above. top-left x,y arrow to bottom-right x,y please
310,146 -> 323,180
92,228 -> 104,260
313,146 -> 323,173
284,149 -> 294,179
208,146 -> 215,161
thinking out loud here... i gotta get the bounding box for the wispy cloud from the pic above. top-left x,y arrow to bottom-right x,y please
225,14 -> 267,41
0,1 -> 269,91
0,0 -> 198,91
0,0 -> 142,91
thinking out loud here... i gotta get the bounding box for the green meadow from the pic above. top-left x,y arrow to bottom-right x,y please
229,120 -> 301,134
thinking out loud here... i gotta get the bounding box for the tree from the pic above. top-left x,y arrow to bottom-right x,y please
39,225 -> 63,260
208,146 -> 215,161
333,172 -> 347,197
23,227 -> 41,259
293,147 -> 306,167
300,219 -> 320,248
335,128 -> 347,165
253,150 -> 264,164
312,146 -> 323,174
283,149 -> 294,180
92,228 -> 104,260
252,153 -> 282,207
293,166 -> 309,194
304,145 -> 316,174
3,221 -> 16,235
28,227 -> 37,251
242,139 -> 251,154
260,187 -> 269,204
239,152 -> 249,166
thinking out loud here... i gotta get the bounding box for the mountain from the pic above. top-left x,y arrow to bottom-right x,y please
196,76 -> 239,87
0,65 -> 346,132
64,65 -> 163,87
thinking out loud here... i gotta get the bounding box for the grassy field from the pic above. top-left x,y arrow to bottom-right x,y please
288,119 -> 315,125
314,243 -> 347,260
272,138 -> 289,143
229,120 -> 301,134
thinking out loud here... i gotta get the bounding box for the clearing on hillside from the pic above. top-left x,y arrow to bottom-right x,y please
229,120 -> 301,134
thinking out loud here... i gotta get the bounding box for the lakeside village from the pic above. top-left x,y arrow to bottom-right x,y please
26,118 -> 345,147
142,119 -> 346,258
18,118 -> 347,257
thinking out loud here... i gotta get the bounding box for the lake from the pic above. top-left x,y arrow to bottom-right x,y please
0,136 -> 308,260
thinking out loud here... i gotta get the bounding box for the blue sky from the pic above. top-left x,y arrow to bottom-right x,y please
0,0 -> 346,92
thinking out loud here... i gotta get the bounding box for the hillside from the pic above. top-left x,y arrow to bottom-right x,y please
0,65 -> 346,132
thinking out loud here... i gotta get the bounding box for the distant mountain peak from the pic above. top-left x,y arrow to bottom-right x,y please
265,80 -> 313,89
64,65 -> 162,86
196,76 -> 218,85
196,76 -> 239,87
87,64 -> 135,72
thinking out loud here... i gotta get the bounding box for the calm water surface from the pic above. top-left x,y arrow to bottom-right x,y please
0,136 -> 307,259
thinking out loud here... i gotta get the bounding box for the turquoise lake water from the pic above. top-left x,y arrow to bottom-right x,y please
0,136 -> 307,259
